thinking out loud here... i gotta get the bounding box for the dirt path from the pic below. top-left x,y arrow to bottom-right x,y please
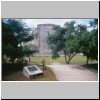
47,62 -> 98,81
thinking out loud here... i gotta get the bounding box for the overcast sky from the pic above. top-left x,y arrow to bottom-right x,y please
23,19 -> 94,29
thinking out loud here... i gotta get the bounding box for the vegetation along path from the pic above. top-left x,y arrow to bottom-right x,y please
47,62 -> 98,81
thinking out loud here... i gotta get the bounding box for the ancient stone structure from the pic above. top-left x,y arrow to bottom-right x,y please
34,24 -> 55,56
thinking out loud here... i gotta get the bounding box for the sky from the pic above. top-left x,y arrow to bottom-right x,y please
23,19 -> 94,29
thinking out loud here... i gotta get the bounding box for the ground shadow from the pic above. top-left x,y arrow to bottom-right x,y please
2,61 -> 28,80
80,63 -> 98,72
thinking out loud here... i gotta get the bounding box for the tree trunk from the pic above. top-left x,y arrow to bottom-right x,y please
86,56 -> 89,65
11,60 -> 14,64
19,58 -> 22,64
67,56 -> 70,64
64,54 -> 67,64
96,56 -> 98,62
11,58 -> 15,64
67,53 -> 77,64
67,60 -> 70,64
18,57 -> 23,64
29,56 -> 30,62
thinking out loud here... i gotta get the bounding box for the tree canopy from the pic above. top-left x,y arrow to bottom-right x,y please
2,19 -> 36,64
47,19 -> 98,64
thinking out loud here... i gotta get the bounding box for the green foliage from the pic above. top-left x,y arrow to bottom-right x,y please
47,25 -> 65,58
2,19 -> 36,64
77,19 -> 98,63
47,19 -> 98,64
22,44 -> 38,62
47,21 -> 78,64
41,59 -> 46,69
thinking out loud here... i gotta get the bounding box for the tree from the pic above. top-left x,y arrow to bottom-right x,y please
2,19 -> 35,64
63,21 -> 79,64
47,21 -> 79,64
87,19 -> 97,64
78,31 -> 91,64
22,44 -> 38,62
76,19 -> 98,64
47,25 -> 65,59
89,19 -> 98,61
47,20 -> 98,65
75,24 -> 90,64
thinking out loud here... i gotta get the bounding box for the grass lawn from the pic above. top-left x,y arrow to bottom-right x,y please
25,55 -> 97,65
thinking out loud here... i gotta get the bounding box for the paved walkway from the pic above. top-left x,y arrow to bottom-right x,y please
47,62 -> 98,81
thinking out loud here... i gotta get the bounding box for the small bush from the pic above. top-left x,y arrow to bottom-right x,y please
41,59 -> 46,69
